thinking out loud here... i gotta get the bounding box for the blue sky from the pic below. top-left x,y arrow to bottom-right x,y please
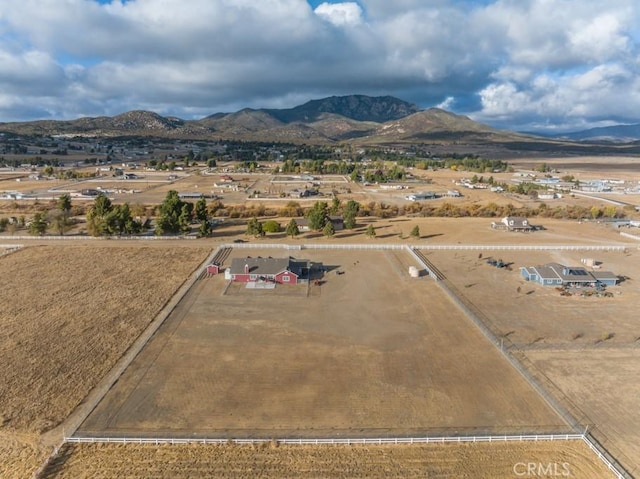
1,0 -> 640,132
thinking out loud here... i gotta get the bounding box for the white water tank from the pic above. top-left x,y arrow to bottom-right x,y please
409,266 -> 420,278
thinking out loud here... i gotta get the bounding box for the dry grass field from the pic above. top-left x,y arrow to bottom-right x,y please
79,249 -> 565,438
41,440 -> 617,479
527,350 -> 640,476
0,244 -> 210,478
422,247 -> 640,474
0,432 -> 49,479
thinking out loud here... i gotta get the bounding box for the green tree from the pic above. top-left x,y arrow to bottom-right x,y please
410,225 -> 420,238
306,201 -> 328,230
329,196 -> 341,215
155,190 -> 190,235
52,193 -> 73,235
246,217 -> 264,237
58,193 -> 72,213
29,212 -> 47,236
322,220 -> 335,238
86,194 -> 113,236
365,224 -> 376,238
198,220 -> 212,237
262,220 -> 281,233
195,197 -> 208,222
285,218 -> 300,238
343,199 -> 360,229
178,204 -> 192,233
105,203 -> 140,235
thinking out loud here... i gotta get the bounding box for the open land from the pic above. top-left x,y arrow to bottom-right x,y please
0,245 -> 210,478
1,154 -> 639,477
423,246 -> 640,474
3,155 -> 640,218
43,440 -> 615,479
79,248 -> 565,438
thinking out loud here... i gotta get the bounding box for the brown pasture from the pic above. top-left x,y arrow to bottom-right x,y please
423,246 -> 640,474
80,248 -> 564,438
42,440 -> 616,479
0,244 -> 210,478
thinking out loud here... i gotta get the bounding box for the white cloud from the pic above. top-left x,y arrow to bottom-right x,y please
436,96 -> 455,110
0,0 -> 639,131
314,2 -> 364,26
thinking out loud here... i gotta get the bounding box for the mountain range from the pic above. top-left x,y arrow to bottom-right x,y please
553,124 -> 640,142
0,95 -> 527,144
1,95 -> 640,152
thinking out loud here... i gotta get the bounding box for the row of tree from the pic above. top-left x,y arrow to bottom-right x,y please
10,189 -> 631,238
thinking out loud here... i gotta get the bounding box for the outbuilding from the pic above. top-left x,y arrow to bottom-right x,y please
206,263 -> 220,275
502,216 -> 532,232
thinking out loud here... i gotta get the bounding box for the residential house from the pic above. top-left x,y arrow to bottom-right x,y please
501,216 -> 532,232
225,256 -> 311,284
520,263 -> 618,287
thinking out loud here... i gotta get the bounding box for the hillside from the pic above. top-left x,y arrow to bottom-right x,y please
262,94 -> 419,123
3,95 -> 640,155
558,124 -> 640,142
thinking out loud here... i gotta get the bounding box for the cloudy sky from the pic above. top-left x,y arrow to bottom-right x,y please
1,0 -> 639,132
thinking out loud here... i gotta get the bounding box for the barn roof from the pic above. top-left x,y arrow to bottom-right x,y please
229,256 -> 309,276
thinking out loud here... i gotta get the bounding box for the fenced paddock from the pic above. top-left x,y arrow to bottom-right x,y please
39,242 -> 633,479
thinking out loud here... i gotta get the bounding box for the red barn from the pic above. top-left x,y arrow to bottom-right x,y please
206,263 -> 220,275
228,256 -> 310,284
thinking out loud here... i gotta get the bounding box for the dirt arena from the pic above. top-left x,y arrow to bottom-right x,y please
41,440 -> 616,479
79,248 -> 565,438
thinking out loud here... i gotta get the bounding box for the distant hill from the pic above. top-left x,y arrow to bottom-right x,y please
4,95 -> 640,155
261,94 -> 420,123
557,124 -> 640,142
0,110 -> 210,138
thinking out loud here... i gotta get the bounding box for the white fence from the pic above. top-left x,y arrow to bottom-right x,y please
3,234 -> 196,240
59,434 -> 630,477
620,231 -> 640,241
414,244 -> 628,251
224,243 -> 628,251
581,436 -> 629,479
0,244 -> 23,255
65,433 -> 582,446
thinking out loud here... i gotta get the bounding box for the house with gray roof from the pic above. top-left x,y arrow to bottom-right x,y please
520,262 -> 618,287
226,256 -> 311,284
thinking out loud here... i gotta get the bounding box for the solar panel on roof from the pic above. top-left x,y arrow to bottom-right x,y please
569,269 -> 588,275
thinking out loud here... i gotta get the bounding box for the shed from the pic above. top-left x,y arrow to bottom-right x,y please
206,263 -> 220,275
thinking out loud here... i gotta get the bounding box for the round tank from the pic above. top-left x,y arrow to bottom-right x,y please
409,266 -> 420,278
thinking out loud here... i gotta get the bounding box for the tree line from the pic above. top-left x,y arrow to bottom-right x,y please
2,192 -> 631,238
